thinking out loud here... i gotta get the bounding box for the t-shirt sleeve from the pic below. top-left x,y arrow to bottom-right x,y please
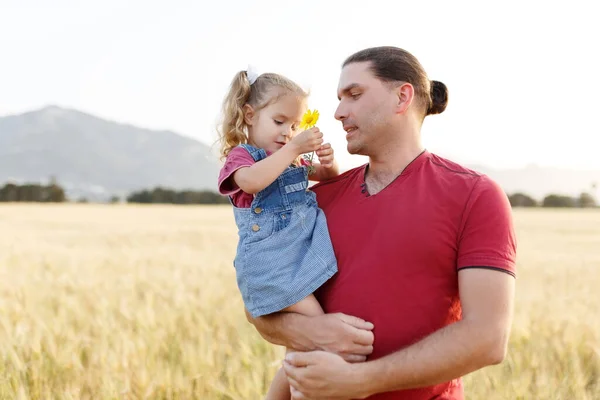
218,147 -> 255,195
456,175 -> 517,277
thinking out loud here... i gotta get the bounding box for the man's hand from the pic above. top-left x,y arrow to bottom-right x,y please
283,351 -> 369,400
309,313 -> 374,363
246,311 -> 374,363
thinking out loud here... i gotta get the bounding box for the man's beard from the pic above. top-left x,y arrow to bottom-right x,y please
347,135 -> 368,156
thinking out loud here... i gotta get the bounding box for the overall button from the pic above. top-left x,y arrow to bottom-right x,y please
252,224 -> 260,232
254,207 -> 262,214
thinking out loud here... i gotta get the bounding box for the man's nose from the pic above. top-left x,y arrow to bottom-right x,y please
334,102 -> 347,121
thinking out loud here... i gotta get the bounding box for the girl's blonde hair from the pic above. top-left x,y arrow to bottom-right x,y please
217,70 -> 308,159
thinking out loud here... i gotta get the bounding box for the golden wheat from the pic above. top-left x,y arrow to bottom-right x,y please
0,204 -> 598,399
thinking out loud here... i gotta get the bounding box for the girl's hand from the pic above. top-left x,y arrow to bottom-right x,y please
289,127 -> 323,155
316,143 -> 334,168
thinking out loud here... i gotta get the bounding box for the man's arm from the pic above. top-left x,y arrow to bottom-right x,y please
283,268 -> 515,399
359,267 -> 514,394
245,309 -> 310,350
246,310 -> 375,363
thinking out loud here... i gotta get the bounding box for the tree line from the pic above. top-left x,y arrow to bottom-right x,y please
0,182 -> 66,202
0,181 -> 597,207
508,192 -> 597,208
125,187 -> 229,204
0,182 -> 228,205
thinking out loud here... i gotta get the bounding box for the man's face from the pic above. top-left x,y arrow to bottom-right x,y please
334,62 -> 397,155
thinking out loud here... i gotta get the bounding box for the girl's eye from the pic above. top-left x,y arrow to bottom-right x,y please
274,120 -> 283,125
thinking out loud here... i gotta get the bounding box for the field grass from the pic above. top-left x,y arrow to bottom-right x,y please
0,204 -> 598,399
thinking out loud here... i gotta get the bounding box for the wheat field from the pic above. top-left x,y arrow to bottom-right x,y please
0,204 -> 598,399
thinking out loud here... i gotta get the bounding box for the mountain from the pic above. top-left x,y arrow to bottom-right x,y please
0,105 -> 221,201
1,105 -> 598,203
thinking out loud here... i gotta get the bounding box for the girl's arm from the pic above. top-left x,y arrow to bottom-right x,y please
309,160 -> 340,182
233,128 -> 324,194
232,144 -> 299,194
308,143 -> 340,182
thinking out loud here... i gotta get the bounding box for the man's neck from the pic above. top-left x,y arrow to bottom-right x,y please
364,137 -> 424,195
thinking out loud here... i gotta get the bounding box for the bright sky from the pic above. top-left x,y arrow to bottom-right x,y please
1,0 -> 598,171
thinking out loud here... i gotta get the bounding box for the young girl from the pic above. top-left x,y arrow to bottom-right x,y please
217,68 -> 339,399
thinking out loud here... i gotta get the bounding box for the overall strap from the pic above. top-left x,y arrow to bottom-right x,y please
238,144 -> 268,162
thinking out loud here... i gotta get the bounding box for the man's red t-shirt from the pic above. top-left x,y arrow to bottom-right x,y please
310,150 -> 517,400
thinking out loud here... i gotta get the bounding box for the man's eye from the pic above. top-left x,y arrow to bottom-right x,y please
351,93 -> 361,99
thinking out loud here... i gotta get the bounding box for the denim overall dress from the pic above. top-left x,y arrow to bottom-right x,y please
230,144 -> 338,318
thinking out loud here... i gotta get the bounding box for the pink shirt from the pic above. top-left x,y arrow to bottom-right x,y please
218,147 -> 256,208
218,146 -> 309,208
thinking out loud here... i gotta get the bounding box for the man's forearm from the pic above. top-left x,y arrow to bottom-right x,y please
247,310 -> 375,363
359,319 -> 508,395
245,310 -> 314,351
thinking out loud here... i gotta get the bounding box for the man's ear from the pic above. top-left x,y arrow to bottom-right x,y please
243,104 -> 255,125
395,83 -> 415,115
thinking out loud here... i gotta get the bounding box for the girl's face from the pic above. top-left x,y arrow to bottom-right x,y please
245,91 -> 307,154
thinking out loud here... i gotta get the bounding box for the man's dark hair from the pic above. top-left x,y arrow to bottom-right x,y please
343,46 -> 448,117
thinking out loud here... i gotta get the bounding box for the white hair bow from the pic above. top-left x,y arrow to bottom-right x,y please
246,64 -> 260,85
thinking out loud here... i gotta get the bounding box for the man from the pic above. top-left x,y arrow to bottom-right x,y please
246,46 -> 517,399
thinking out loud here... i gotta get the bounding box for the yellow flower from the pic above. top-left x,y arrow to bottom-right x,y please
300,109 -> 319,130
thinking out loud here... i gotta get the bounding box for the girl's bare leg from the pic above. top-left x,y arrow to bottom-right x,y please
264,294 -> 324,400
